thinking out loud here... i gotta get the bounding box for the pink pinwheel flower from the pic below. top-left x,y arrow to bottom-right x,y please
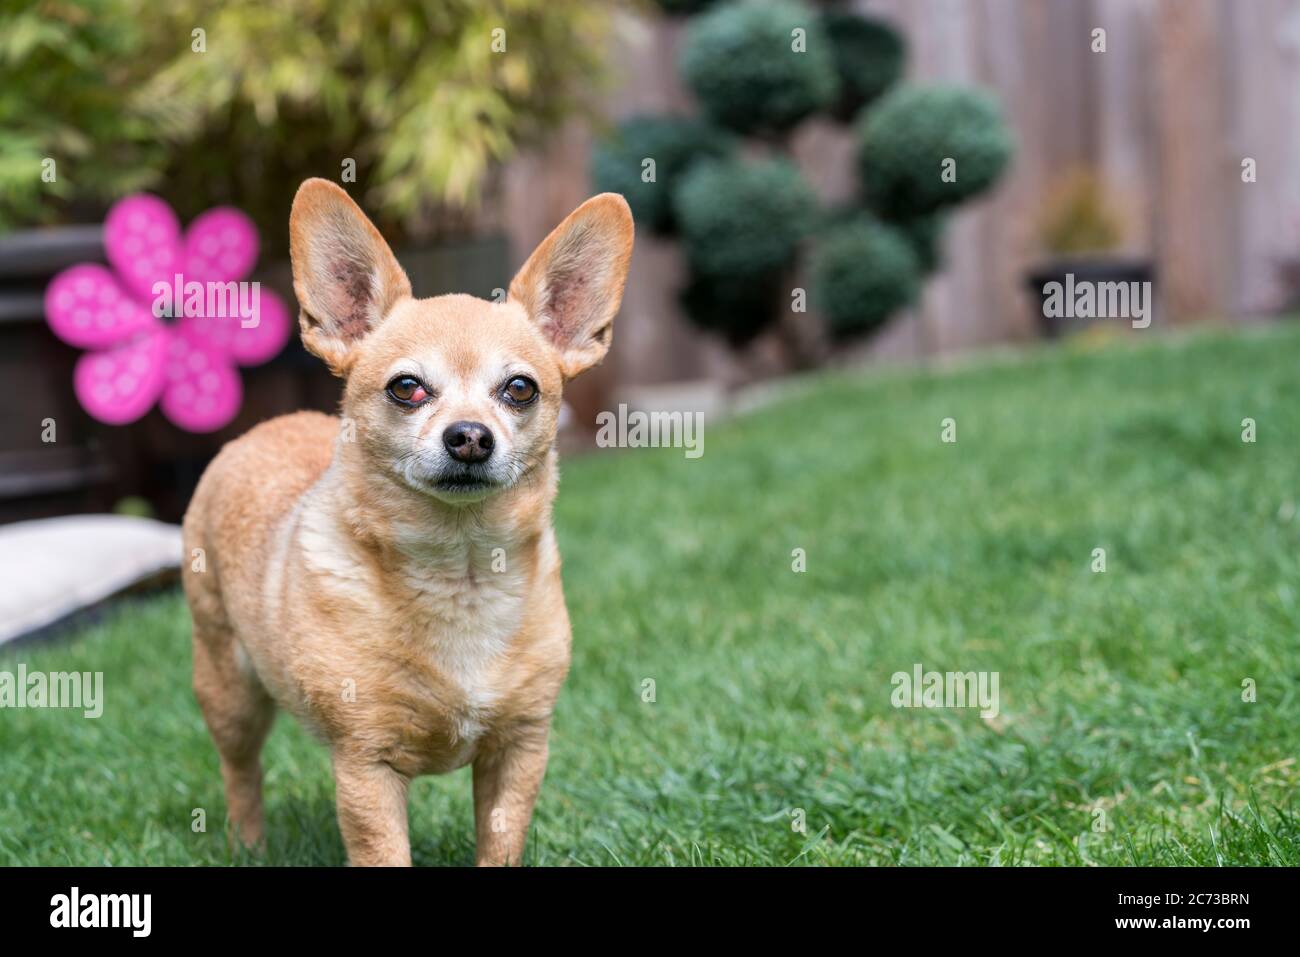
44,194 -> 292,432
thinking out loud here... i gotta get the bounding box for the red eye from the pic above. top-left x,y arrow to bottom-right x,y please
387,376 -> 428,405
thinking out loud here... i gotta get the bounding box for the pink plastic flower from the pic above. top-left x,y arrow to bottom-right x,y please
44,194 -> 291,432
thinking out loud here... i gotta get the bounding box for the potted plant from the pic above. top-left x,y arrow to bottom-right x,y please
1025,168 -> 1156,338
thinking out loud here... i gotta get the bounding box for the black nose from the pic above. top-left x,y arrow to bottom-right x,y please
443,421 -> 494,463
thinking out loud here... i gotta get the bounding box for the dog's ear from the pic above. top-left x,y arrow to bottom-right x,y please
289,178 -> 411,376
508,193 -> 634,379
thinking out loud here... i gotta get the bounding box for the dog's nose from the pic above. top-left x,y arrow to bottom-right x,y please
443,421 -> 494,463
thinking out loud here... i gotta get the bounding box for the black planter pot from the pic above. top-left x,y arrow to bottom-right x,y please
0,226 -> 115,522
1024,256 -> 1157,339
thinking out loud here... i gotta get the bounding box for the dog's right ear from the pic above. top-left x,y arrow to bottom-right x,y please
289,179 -> 411,376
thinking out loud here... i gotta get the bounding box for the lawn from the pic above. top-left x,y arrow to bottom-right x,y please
3,323 -> 1300,866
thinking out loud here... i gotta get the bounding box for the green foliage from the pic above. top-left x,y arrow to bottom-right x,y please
0,0 -> 617,243
678,267 -> 785,346
590,115 -> 734,235
674,157 -> 816,280
594,5 -> 1013,350
0,0 -> 162,229
1038,168 -> 1125,255
858,84 -> 1013,220
898,213 -> 946,274
137,0 -> 615,250
112,495 -> 155,519
821,8 -> 906,121
811,217 -> 920,337
679,0 -> 837,136
673,156 -> 815,342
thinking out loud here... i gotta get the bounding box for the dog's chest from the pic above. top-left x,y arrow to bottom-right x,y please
385,556 -> 531,769
291,505 -> 548,773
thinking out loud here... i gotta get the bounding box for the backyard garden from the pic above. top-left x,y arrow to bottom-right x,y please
1,0 -> 1298,891
4,324 -> 1298,865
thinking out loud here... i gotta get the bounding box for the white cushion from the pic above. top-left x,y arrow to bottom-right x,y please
0,515 -> 181,645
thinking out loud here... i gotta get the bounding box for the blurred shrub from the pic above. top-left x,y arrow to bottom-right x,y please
1037,168 -> 1124,255
0,0 -> 161,229
898,213 -> 946,274
679,0 -> 837,135
679,268 -> 786,346
811,218 -> 921,338
674,157 -> 816,343
822,9 -> 906,121
589,5 -> 1013,350
590,115 -> 734,235
1,0 -> 620,244
859,85 -> 1013,220
138,0 -> 618,248
674,157 -> 815,279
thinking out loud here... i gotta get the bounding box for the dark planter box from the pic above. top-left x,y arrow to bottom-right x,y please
0,226 -> 113,522
1024,256 -> 1157,339
0,226 -> 509,524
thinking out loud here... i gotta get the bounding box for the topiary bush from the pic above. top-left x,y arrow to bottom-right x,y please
822,8 -> 907,122
590,115 -> 734,235
679,0 -> 837,136
811,218 -> 922,338
673,156 -> 817,344
858,84 -> 1014,220
673,157 -> 816,281
678,268 -> 787,346
590,2 -> 1014,354
897,213 -> 946,274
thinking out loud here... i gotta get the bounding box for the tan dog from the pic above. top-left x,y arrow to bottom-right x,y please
181,179 -> 633,866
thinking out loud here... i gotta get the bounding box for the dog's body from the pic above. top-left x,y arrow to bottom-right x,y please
182,181 -> 632,865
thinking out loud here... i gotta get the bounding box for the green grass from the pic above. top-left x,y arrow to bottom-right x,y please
4,323 -> 1300,866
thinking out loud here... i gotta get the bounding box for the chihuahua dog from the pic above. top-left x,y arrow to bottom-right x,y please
182,179 -> 633,865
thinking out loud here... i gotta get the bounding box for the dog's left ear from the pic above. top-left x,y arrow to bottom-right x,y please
508,193 -> 634,379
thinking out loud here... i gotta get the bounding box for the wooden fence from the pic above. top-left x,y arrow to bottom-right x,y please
499,0 -> 1300,390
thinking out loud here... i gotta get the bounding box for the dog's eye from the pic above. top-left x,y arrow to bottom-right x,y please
386,375 -> 429,406
501,376 -> 538,406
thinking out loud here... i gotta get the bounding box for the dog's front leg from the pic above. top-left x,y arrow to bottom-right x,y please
472,727 -> 550,866
332,752 -> 412,866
